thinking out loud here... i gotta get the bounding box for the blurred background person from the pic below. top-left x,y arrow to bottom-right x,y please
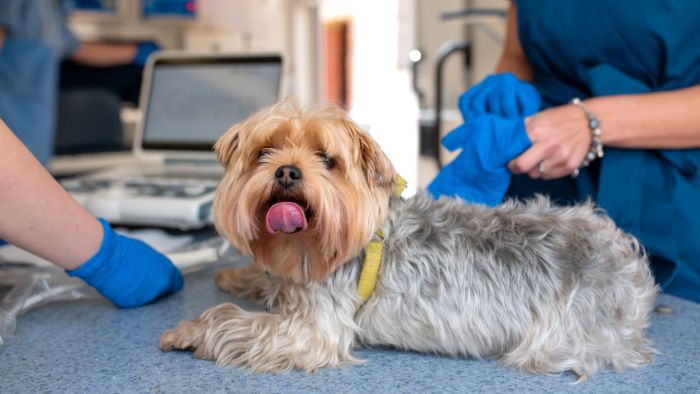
0,0 -> 157,165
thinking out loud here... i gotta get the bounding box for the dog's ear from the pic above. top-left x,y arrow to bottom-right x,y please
214,124 -> 240,167
343,119 -> 395,190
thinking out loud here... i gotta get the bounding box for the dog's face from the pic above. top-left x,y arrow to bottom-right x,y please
213,99 -> 395,282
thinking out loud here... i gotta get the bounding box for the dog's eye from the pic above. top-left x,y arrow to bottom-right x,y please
258,148 -> 273,161
316,152 -> 336,169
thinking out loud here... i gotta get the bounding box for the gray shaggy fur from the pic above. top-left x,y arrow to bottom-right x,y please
352,192 -> 657,378
162,193 -> 657,379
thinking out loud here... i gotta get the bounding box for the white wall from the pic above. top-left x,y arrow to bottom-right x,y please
321,0 -> 420,196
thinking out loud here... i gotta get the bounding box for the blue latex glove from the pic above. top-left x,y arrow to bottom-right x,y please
459,73 -> 542,120
428,115 -> 532,206
133,42 -> 160,67
67,219 -> 183,308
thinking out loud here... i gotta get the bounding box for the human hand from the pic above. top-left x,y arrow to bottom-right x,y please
428,115 -> 531,206
67,219 -> 184,308
459,73 -> 541,120
507,104 -> 592,180
133,41 -> 160,67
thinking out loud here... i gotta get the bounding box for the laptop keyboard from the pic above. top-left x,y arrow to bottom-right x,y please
62,177 -> 218,198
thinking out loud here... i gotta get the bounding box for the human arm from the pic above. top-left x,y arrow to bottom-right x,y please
0,26 -> 5,49
495,2 -> 533,82
0,118 -> 103,269
0,119 -> 183,307
508,85 -> 700,179
71,42 -> 136,67
71,41 -> 158,67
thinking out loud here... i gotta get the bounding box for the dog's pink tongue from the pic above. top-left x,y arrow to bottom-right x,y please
265,202 -> 308,234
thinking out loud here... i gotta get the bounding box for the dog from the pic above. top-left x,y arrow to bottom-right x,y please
160,99 -> 657,380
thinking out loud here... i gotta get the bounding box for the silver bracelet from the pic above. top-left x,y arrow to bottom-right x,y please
570,98 -> 604,170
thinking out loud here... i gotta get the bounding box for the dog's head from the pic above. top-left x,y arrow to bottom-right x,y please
213,98 -> 395,282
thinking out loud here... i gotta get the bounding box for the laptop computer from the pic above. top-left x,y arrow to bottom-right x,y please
61,52 -> 283,229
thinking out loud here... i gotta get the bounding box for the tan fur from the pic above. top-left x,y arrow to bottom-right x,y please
215,266 -> 270,304
212,98 -> 394,282
162,99 -> 387,372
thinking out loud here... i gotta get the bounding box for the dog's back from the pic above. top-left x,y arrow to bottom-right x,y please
355,192 -> 657,379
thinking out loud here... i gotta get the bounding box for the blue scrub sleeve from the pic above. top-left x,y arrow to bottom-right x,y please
58,0 -> 80,57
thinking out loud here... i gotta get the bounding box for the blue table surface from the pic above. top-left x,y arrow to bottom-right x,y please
1,259 -> 699,394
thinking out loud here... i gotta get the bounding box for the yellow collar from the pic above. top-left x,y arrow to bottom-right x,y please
356,175 -> 407,304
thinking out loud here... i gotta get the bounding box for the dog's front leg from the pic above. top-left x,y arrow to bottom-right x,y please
160,297 -> 359,372
215,265 -> 277,305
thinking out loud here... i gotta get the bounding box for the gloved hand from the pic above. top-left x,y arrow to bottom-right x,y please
428,115 -> 531,206
67,219 -> 183,308
133,42 -> 160,67
458,73 -> 542,120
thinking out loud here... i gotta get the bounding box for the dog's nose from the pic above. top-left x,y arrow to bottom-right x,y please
275,165 -> 302,188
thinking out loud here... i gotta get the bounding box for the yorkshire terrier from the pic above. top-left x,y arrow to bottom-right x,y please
160,99 -> 657,380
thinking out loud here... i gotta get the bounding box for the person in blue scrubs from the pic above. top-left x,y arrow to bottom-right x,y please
0,0 -> 157,165
433,1 -> 700,303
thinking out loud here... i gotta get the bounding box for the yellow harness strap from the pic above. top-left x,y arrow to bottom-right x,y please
393,174 -> 408,198
356,175 -> 407,304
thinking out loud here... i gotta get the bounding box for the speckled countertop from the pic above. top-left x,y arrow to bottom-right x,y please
1,258 -> 699,394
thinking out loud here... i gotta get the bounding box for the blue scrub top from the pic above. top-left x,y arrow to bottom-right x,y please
509,0 -> 700,303
0,0 -> 79,165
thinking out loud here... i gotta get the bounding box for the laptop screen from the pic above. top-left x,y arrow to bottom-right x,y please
141,55 -> 282,151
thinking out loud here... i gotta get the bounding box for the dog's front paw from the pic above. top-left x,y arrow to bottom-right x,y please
160,302 -> 357,372
160,319 -> 209,358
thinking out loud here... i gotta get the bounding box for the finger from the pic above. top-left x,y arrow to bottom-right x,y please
465,84 -> 494,119
516,92 -> 528,117
458,89 -> 476,115
441,122 -> 473,151
527,166 -> 542,179
486,90 -> 502,115
541,155 -> 585,180
458,85 -> 484,119
508,142 -> 551,174
500,87 -> 519,118
537,163 -> 568,180
498,74 -> 520,117
527,158 -> 549,180
516,90 -> 535,117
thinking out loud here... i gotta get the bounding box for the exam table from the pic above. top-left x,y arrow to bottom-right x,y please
1,256 -> 699,393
